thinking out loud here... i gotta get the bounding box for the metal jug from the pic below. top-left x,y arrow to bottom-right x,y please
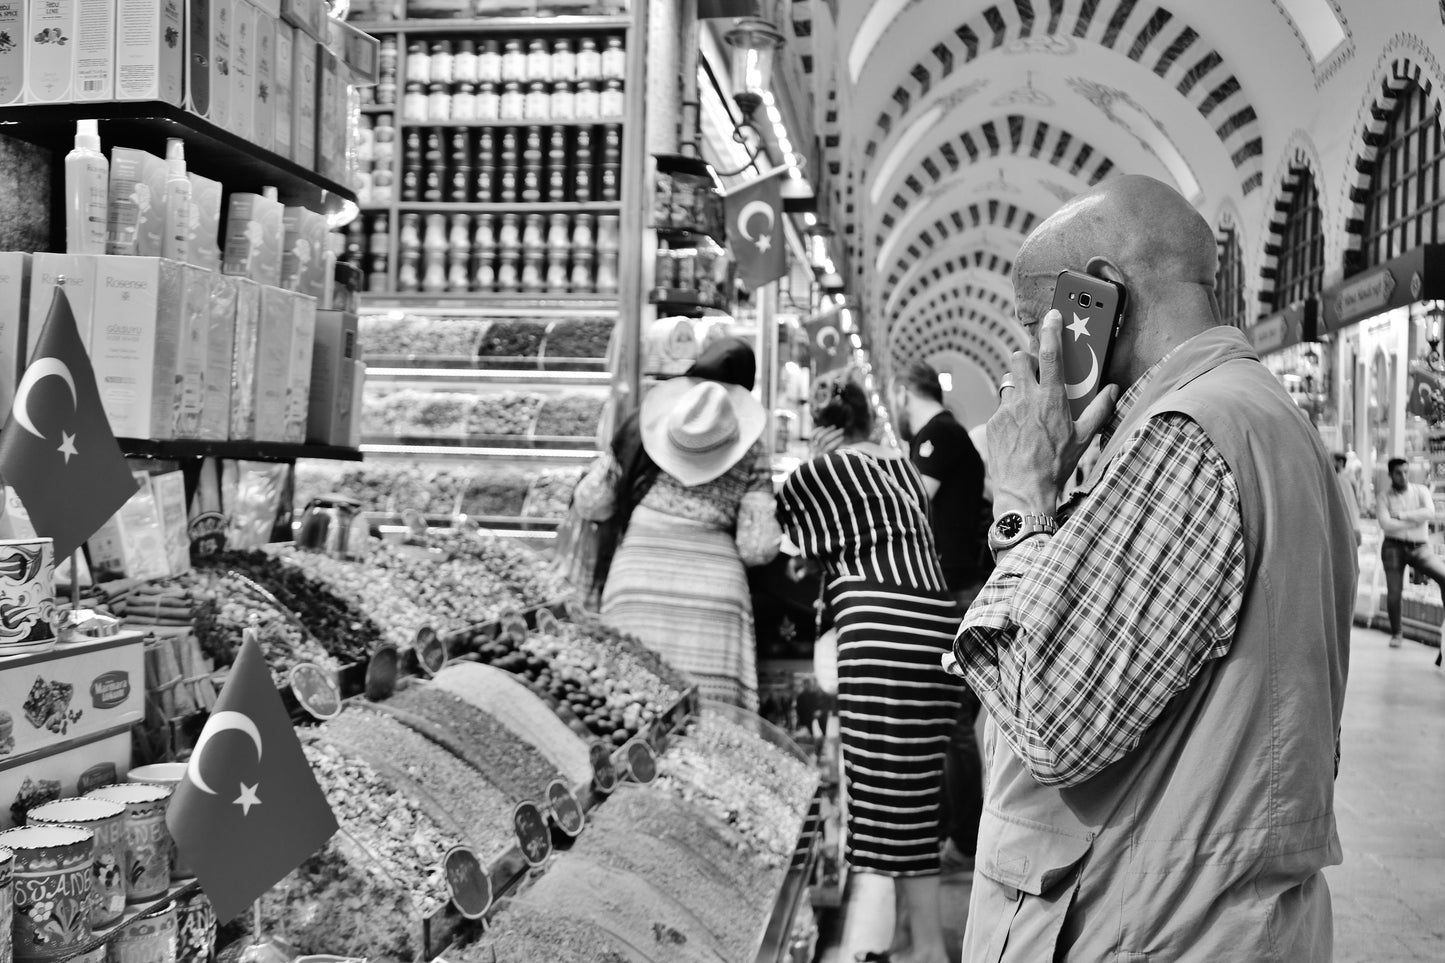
296,493 -> 367,559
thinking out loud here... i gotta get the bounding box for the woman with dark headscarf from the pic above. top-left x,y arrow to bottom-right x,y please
571,338 -> 781,709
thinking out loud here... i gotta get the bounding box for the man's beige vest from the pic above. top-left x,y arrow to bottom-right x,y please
962,327 -> 1355,962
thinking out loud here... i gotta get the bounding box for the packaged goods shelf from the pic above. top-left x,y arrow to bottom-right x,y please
391,201 -> 623,214
390,117 -> 624,128
0,101 -> 358,215
349,16 -> 631,35
120,439 -> 365,463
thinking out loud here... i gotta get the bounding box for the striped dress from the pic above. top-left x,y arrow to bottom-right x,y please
778,449 -> 964,876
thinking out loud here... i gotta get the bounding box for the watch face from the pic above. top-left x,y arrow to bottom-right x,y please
994,513 -> 1023,540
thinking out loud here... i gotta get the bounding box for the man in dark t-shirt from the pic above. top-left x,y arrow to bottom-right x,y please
895,362 -> 987,603
894,360 -> 987,870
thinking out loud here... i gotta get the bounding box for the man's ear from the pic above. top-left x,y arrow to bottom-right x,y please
1084,255 -> 1125,287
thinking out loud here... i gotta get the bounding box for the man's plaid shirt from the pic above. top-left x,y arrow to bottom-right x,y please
951,356 -> 1246,788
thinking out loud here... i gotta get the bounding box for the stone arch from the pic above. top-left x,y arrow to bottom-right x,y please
1341,39 -> 1445,274
1257,131 -> 1328,313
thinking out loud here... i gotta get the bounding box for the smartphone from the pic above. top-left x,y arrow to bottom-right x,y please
1050,269 -> 1127,419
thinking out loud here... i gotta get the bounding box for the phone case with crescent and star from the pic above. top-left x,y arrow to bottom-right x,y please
1051,270 -> 1127,420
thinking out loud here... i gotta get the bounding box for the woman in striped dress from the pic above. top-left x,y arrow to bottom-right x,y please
777,378 -> 963,963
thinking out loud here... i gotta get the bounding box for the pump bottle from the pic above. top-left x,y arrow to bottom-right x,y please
161,137 -> 193,261
65,119 -> 109,254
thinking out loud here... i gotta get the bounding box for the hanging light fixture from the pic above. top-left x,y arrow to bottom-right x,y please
712,17 -> 787,178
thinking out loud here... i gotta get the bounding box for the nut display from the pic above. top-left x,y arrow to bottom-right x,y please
533,393 -> 605,438
521,468 -> 583,519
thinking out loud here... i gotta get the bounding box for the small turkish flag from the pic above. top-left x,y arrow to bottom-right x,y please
167,633 -> 337,922
724,169 -> 788,290
803,308 -> 849,374
0,286 -> 137,558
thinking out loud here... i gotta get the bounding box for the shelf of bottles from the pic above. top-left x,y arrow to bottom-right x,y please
338,15 -> 637,539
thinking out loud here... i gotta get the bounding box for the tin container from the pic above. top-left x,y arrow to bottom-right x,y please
0,845 -> 13,963
173,890 -> 215,963
0,824 -> 96,962
27,798 -> 127,926
108,903 -> 176,963
125,765 -> 192,881
0,538 -> 57,654
84,784 -> 171,902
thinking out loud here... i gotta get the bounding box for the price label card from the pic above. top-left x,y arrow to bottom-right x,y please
590,742 -> 618,793
289,663 -> 342,721
624,739 -> 658,784
415,626 -> 448,677
365,644 -> 400,701
512,800 -> 552,867
442,845 -> 492,920
546,779 -> 585,837
535,608 -> 561,636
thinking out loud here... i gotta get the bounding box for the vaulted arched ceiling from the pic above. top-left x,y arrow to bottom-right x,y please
802,0 -> 1411,403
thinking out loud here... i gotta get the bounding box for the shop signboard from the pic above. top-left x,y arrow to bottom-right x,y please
1245,299 -> 1316,356
1321,245 -> 1445,334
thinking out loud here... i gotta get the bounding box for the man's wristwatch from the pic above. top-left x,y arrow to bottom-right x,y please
987,511 -> 1058,557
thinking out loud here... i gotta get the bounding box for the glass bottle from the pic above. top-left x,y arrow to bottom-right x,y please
496,249 -> 520,291
402,81 -> 427,122
520,250 -> 545,292
399,211 -> 422,250
550,80 -> 575,121
576,38 -> 601,81
451,82 -> 477,122
595,250 -> 618,293
574,80 -> 599,121
525,81 -> 550,120
500,40 -> 526,83
405,41 -> 430,84
497,212 -> 521,250
427,82 -> 451,121
571,213 -> 594,251
472,213 -> 497,291
476,81 -> 500,121
526,39 -> 551,82
547,213 -> 570,250
600,36 -> 625,80
595,214 -> 619,252
545,253 -> 569,292
500,80 -> 525,121
367,213 -> 391,291
397,248 -> 421,291
521,212 -> 546,250
452,40 -> 477,84
422,248 -> 447,292
430,40 -> 453,85
551,39 -> 575,82
401,129 -> 423,201
569,249 -> 594,292
477,40 -> 502,83
600,78 -> 624,118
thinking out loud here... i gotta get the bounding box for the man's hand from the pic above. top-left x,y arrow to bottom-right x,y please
809,426 -> 845,458
988,309 -> 1119,516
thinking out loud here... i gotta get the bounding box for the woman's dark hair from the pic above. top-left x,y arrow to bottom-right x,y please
813,379 -> 873,438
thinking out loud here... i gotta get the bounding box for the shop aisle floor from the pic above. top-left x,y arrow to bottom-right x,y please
814,625 -> 1445,962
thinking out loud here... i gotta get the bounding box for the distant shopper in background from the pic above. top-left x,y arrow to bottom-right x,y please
572,338 -> 780,708
893,362 -> 987,873
1377,456 -> 1445,649
778,378 -> 963,963
1334,452 -> 1361,546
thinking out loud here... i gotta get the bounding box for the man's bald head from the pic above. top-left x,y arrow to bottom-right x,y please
1011,175 -> 1221,389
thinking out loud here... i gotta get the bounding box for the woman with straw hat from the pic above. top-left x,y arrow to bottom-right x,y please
572,338 -> 781,709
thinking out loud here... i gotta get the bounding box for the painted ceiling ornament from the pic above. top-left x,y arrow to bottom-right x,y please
934,78 -> 992,114
992,71 -> 1053,108
1005,33 -> 1077,56
979,167 -> 1020,195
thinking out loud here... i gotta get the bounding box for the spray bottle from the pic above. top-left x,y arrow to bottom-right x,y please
64,119 -> 109,254
161,137 -> 193,261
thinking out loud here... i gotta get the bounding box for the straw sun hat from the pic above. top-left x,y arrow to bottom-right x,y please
640,377 -> 766,487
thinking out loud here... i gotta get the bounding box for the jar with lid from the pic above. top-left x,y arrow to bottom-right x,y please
427,82 -> 451,121
423,213 -> 448,251
423,167 -> 445,202
546,254 -> 570,292
500,81 -> 525,120
477,40 -> 502,83
422,248 -> 447,292
595,249 -> 618,293
546,165 -> 568,203
401,129 -> 422,200
501,40 -> 526,82
570,249 -> 595,292
521,164 -> 542,202
575,80 -> 600,121
379,37 -> 398,79
602,123 -> 622,163
402,81 -> 427,121
398,211 -> 422,250
499,128 -> 519,164
600,78 -> 624,118
473,252 -> 496,291
423,127 -> 445,165
520,250 -> 545,292
452,40 -> 477,84
430,40 -> 454,85
522,126 -> 544,160
498,167 -> 518,202
576,37 -> 601,80
600,36 -> 626,79
476,127 -> 497,168
473,213 -> 496,252
405,41 -> 430,83
526,39 -> 552,81
498,212 -> 522,249
397,247 -> 421,291
372,168 -> 395,203
451,82 -> 477,121
476,81 -> 500,120
496,250 -> 520,291
550,81 -> 575,121
599,163 -> 619,202
571,213 -> 595,250
524,81 -> 550,120
373,114 -> 396,165
448,250 -> 470,291
551,39 -> 576,82
522,213 -> 546,250
595,214 -> 620,252
547,212 -> 571,250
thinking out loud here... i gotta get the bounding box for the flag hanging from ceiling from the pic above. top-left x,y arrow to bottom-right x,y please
802,307 -> 849,373
167,633 -> 338,922
0,285 -> 137,558
697,0 -> 759,17
724,169 -> 788,290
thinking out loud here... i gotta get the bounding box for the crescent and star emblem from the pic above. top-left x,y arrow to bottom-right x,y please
1066,312 -> 1092,341
735,199 -> 776,253
186,710 -> 265,816
815,325 -> 840,354
12,358 -> 80,464
1065,344 -> 1101,400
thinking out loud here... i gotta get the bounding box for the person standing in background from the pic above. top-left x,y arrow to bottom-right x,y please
1376,456 -> 1445,649
892,362 -> 988,874
1334,452 -> 1361,546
